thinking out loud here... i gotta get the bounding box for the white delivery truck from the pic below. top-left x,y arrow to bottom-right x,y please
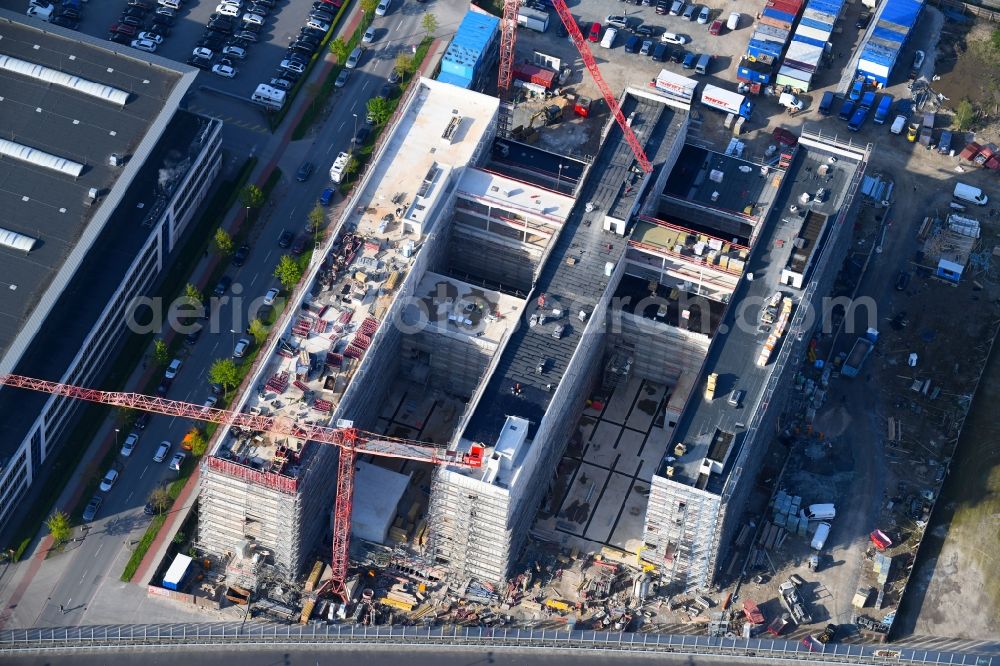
953,182 -> 988,206
652,69 -> 698,103
329,151 -> 350,184
811,522 -> 831,550
700,84 -> 753,119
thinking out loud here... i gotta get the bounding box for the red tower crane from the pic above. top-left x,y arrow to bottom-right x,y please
0,373 -> 484,602
495,0 -> 653,173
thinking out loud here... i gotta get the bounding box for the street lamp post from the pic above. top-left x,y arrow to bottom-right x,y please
557,163 -> 564,192
352,113 -> 359,155
230,328 -> 237,349
114,428 -> 119,452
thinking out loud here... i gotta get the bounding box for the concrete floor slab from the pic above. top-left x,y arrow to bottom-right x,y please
627,381 -> 665,432
602,377 -> 639,424
614,429 -> 648,477
610,483 -> 650,552
587,422 -> 623,469
585,472 -> 634,544
556,463 -> 609,531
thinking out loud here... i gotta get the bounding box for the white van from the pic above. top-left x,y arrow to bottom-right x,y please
600,26 -> 617,48
726,11 -> 740,30
953,182 -> 988,206
810,522 -> 831,550
890,114 -> 906,135
251,84 -> 286,110
805,503 -> 836,520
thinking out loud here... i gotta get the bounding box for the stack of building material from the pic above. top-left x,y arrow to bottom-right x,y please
757,296 -> 792,366
265,371 -> 289,394
292,316 -> 312,338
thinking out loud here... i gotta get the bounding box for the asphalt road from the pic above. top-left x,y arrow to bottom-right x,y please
2,647 -> 744,666
22,0 -> 464,630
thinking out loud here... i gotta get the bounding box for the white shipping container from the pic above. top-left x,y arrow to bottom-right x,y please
795,24 -> 832,43
857,58 -> 891,79
785,40 -> 824,64
803,8 -> 838,24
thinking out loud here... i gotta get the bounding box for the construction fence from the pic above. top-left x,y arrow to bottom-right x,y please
0,623 -> 995,664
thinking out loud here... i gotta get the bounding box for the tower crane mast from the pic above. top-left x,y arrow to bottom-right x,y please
0,373 -> 484,601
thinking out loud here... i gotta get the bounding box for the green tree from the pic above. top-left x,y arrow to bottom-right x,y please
992,29 -> 1000,52
395,53 -> 415,78
183,282 -> 203,308
360,0 -> 378,15
248,318 -> 269,345
148,486 -> 171,515
46,511 -> 71,545
173,531 -> 186,545
274,254 -> 305,291
214,228 -> 234,256
308,204 -> 326,234
185,429 -> 208,457
367,96 -> 392,125
329,37 -> 349,63
208,358 -> 241,396
955,100 -> 975,131
151,339 -> 169,367
421,11 -> 438,35
240,184 -> 264,223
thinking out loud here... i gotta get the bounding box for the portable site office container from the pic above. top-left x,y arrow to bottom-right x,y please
761,8 -> 796,29
768,0 -> 804,15
785,41 -> 823,69
873,25 -> 907,43
799,16 -> 833,32
792,32 -> 827,48
776,65 -> 812,90
755,23 -> 791,40
809,0 -> 843,18
738,63 -> 774,84
747,40 -> 784,60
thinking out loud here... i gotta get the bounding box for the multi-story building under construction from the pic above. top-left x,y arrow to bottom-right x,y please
196,72 -> 869,595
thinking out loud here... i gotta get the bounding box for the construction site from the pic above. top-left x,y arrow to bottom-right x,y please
107,0 -> 991,648
141,46 -> 882,637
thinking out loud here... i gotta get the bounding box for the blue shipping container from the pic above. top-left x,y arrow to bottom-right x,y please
792,34 -> 827,47
747,40 -> 784,57
762,8 -> 796,24
440,10 -> 499,82
437,71 -> 472,89
738,64 -> 773,83
809,0 -> 842,16
800,16 -> 833,31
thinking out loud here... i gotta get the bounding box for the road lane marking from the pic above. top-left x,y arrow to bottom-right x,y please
126,491 -> 133,503
139,465 -> 148,480
95,543 -> 103,558
361,80 -> 371,93
397,19 -> 403,30
338,121 -> 346,132
264,249 -> 273,264
250,272 -> 258,287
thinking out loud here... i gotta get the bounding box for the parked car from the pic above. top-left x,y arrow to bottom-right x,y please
387,68 -> 402,84
335,68 -> 350,88
895,270 -> 911,291
296,161 -> 314,182
83,495 -> 103,522
212,62 -> 237,78
154,441 -> 170,462
185,325 -> 203,345
263,287 -> 280,306
278,229 -> 293,247
588,21 -> 601,41
661,32 -> 689,44
362,26 -> 377,43
375,0 -> 390,15
164,357 -> 182,379
634,24 -> 659,37
345,46 -> 363,69
291,235 -> 308,255
121,432 -> 139,457
233,243 -> 250,266
319,187 -> 335,206
134,412 -> 150,430
169,452 -> 187,471
856,11 -> 872,28
99,469 -> 120,492
697,5 -> 710,23
138,31 -> 164,44
214,275 -> 232,296
233,337 -> 250,358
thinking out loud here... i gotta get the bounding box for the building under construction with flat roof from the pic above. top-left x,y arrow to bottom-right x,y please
195,72 -> 869,598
